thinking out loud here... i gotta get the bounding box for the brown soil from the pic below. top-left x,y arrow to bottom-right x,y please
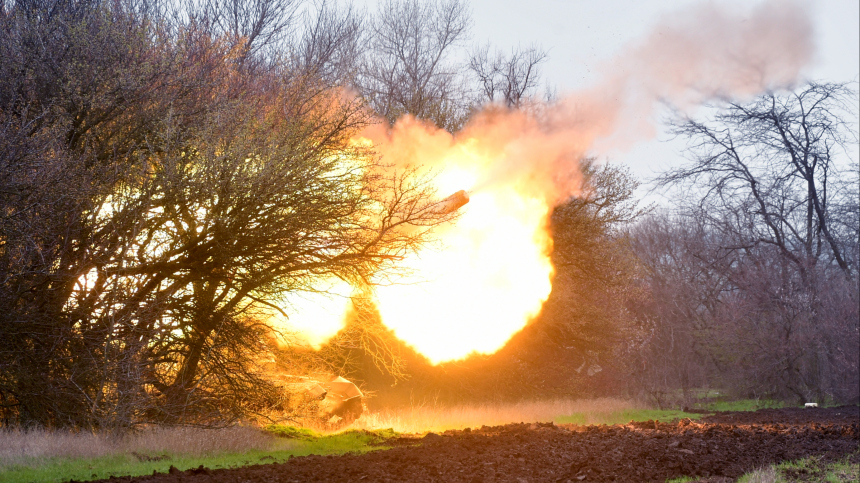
83,406 -> 859,483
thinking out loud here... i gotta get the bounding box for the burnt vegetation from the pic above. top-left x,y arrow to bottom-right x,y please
0,0 -> 857,432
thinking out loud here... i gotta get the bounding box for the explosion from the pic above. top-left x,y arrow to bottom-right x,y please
369,129 -> 558,364
278,0 -> 813,363
373,186 -> 553,364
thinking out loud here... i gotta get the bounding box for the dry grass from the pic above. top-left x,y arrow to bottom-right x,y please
739,466 -> 781,483
0,398 -> 639,466
352,397 -> 637,433
0,425 -> 276,467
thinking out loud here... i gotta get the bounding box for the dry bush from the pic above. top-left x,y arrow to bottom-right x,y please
0,429 -> 115,466
0,426 -> 277,467
121,426 -> 277,456
352,398 -> 635,433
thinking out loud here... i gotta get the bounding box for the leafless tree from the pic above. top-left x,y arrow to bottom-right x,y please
290,1 -> 365,86
357,0 -> 473,131
0,0 -> 455,429
627,213 -> 740,407
0,0 -> 210,429
182,0 -> 301,62
659,82 -> 858,279
631,207 -> 859,405
468,43 -> 548,108
634,84 -> 860,405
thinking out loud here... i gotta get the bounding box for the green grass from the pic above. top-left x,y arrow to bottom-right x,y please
555,408 -> 705,426
656,388 -> 809,413
263,424 -> 321,439
766,451 -> 859,483
0,428 -> 398,483
4,398 -> 843,483
669,450 -> 860,483
701,399 -> 784,412
665,476 -> 698,483
554,396 -> 801,426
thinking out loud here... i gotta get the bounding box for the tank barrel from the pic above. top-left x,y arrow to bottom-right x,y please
436,190 -> 470,214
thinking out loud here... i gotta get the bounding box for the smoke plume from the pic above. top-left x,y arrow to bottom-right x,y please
370,0 -> 814,206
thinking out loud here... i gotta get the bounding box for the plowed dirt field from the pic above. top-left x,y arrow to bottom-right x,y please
85,406 -> 859,483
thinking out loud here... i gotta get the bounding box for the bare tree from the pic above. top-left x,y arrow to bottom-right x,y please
357,0 -> 472,131
627,212 -> 740,407
0,0 -> 455,429
290,1 -> 365,86
631,207 -> 859,405
0,0 -> 216,429
635,83 -> 860,404
469,43 -> 548,108
659,82 -> 858,279
183,0 -> 301,62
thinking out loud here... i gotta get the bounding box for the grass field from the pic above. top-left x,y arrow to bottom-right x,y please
699,399 -> 784,412
0,426 -> 390,483
353,398 -> 715,431
0,397 -> 822,483
0,397 -> 680,482
736,450 -> 860,483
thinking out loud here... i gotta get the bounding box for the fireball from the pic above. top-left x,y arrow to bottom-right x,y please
374,184 -> 553,363
273,118 -> 560,362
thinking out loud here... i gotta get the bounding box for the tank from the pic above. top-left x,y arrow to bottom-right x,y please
317,375 -> 364,425
280,374 -> 365,426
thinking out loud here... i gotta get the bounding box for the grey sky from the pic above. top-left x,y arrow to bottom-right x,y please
467,0 -> 858,189
469,0 -> 858,91
354,0 -> 859,198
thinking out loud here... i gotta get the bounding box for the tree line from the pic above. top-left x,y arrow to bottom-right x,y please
0,0 -> 553,429
629,84 -> 859,407
309,85 -> 859,410
0,0 -> 857,430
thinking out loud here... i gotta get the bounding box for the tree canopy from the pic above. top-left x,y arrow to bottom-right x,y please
0,0 -> 454,428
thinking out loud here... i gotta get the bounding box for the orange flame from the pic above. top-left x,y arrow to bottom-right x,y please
358,112 -> 574,363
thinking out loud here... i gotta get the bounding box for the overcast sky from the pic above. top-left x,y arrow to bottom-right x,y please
465,0 -> 859,191
468,0 -> 858,91
354,0 -> 859,200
